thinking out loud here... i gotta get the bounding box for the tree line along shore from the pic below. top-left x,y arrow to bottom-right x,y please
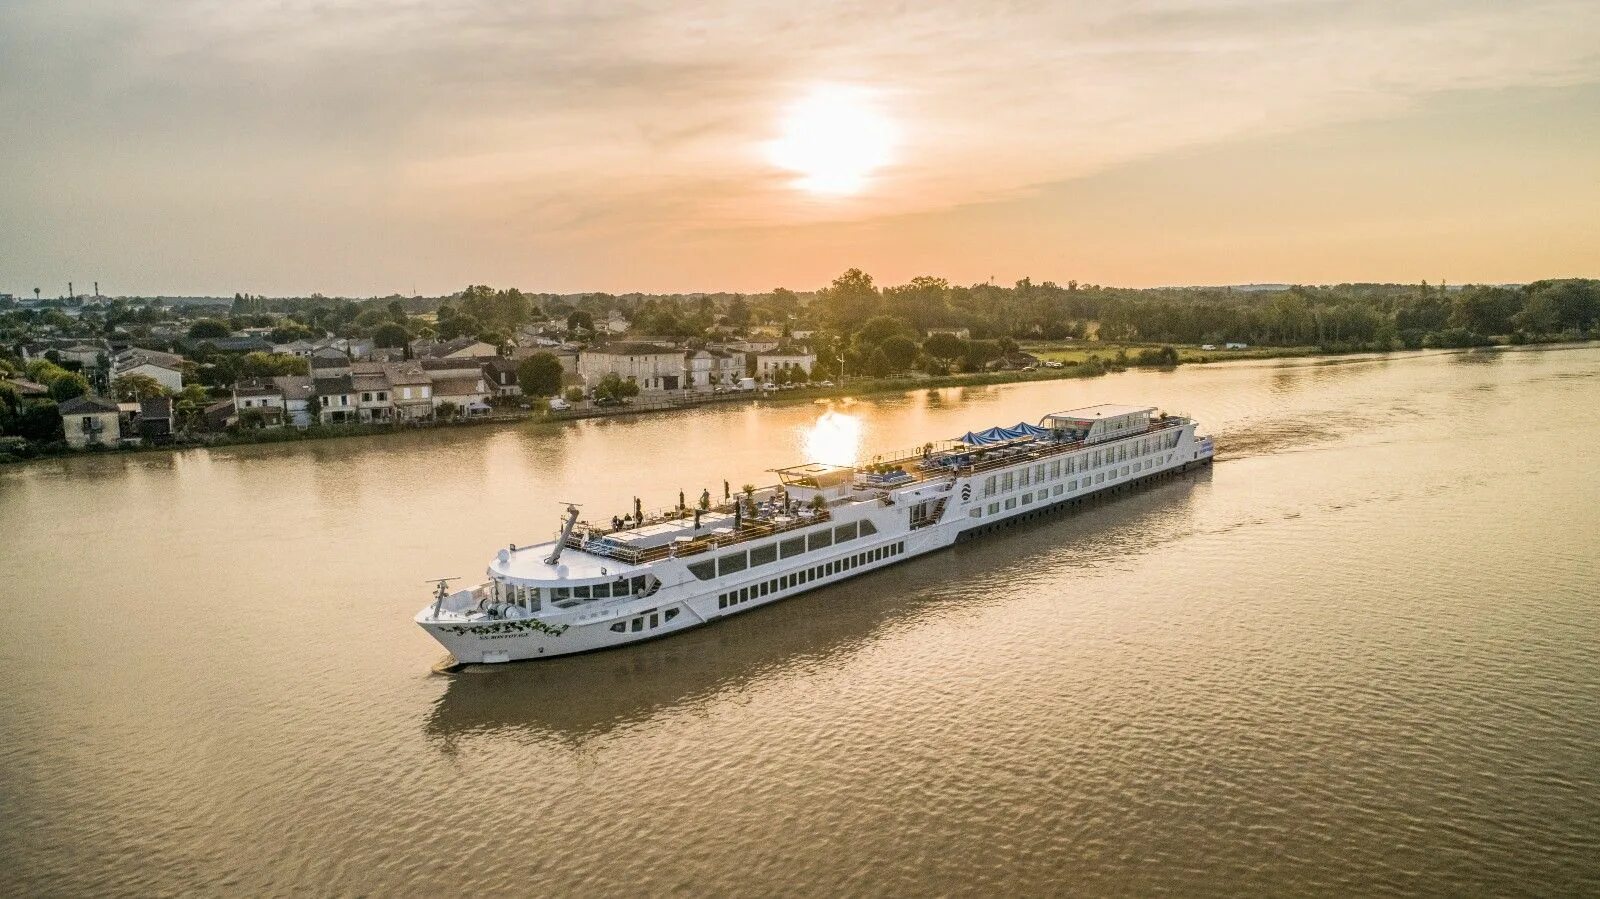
3,271 -> 1596,463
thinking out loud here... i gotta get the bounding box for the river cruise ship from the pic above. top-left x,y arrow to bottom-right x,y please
418,403 -> 1214,664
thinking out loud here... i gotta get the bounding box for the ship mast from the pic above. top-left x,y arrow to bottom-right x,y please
544,504 -> 581,565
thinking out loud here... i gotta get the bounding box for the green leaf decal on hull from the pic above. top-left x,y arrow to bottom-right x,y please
438,618 -> 570,637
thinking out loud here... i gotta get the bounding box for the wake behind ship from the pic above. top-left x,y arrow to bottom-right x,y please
418,403 -> 1214,664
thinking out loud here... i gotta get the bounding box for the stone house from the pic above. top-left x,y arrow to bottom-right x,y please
58,395 -> 129,448
578,342 -> 683,392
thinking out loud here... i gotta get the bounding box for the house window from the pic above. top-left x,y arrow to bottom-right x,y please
340,396 -> 349,406
402,387 -> 412,399
362,392 -> 372,402
378,392 -> 387,401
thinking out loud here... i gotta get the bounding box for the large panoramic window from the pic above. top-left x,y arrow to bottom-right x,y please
718,551 -> 748,575
859,520 -> 878,536
779,536 -> 806,558
749,543 -> 778,567
688,559 -> 716,580
808,529 -> 833,551
834,522 -> 858,542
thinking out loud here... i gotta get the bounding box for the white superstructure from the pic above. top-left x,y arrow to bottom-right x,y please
417,403 -> 1214,664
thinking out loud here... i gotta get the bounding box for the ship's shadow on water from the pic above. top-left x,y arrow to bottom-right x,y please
423,468 -> 1213,749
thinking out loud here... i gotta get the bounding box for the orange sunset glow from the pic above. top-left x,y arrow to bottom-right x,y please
1,1 -> 1597,294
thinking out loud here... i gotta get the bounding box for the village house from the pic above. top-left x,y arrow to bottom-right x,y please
579,342 -> 684,391
322,337 -> 375,360
58,395 -> 131,448
313,374 -> 359,424
350,362 -> 393,423
754,348 -> 817,380
384,363 -> 434,421
3,377 -> 50,400
926,327 -> 971,340
508,343 -> 580,379
727,337 -> 780,354
412,337 -> 499,360
202,399 -> 235,431
683,347 -> 746,390
603,311 -> 632,334
272,339 -> 317,357
113,347 -> 185,392
428,367 -> 492,416
310,348 -> 353,380
274,376 -> 316,428
478,356 -> 521,397
58,342 -> 107,371
138,396 -> 175,444
233,379 -> 288,426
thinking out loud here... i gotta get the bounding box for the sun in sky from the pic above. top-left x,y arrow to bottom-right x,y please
767,85 -> 898,196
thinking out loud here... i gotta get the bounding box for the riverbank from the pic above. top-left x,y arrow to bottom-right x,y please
5,338 -> 1590,464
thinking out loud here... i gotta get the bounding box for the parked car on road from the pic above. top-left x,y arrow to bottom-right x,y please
548,397 -> 571,411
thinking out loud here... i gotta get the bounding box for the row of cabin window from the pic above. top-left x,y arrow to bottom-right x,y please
980,433 -> 1180,497
687,519 -> 881,581
970,458 -> 1170,517
609,607 -> 681,633
717,541 -> 907,609
499,574 -> 651,608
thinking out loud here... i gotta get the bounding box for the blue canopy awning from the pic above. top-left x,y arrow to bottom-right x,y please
955,424 -> 1036,445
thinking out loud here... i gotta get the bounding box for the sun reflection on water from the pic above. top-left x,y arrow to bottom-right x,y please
801,408 -> 863,466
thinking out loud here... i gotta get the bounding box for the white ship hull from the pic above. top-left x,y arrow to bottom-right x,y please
418,407 -> 1214,666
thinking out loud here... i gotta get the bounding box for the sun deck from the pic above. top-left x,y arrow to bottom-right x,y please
556,411 -> 1187,566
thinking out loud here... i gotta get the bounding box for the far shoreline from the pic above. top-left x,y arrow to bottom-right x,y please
6,338 -> 1595,466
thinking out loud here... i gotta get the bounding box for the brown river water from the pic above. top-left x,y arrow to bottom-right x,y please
3,345 -> 1598,896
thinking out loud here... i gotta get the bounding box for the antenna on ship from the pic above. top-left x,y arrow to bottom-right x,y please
425,576 -> 460,617
545,503 -> 581,565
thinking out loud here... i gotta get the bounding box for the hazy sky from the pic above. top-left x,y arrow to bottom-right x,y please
3,0 -> 1597,296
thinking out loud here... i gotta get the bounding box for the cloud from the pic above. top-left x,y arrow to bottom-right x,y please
1,0 -> 1597,292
